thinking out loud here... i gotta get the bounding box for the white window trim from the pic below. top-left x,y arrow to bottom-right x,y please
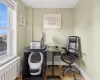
0,0 -> 17,66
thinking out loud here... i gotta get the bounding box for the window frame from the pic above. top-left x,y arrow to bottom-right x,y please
0,3 -> 11,56
0,1 -> 17,66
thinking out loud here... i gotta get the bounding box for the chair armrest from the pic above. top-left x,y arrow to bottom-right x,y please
62,47 -> 67,53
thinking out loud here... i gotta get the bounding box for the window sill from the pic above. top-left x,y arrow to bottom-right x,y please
0,54 -> 16,66
0,50 -> 7,56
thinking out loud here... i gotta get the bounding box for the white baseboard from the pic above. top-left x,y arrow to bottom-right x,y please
47,61 -> 66,65
75,64 -> 91,80
47,61 -> 91,80
47,61 -> 76,66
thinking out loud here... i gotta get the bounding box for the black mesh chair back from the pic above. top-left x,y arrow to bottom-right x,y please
67,36 -> 80,57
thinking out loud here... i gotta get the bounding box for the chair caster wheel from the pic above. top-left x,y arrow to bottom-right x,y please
62,73 -> 64,76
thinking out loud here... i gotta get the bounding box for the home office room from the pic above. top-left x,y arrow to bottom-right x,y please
0,0 -> 100,80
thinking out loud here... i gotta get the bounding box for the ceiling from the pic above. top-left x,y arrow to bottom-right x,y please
21,0 -> 80,8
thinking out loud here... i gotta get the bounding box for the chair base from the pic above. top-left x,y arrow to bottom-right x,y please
62,64 -> 80,80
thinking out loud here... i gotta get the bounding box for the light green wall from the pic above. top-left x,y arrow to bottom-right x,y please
26,8 -> 74,46
16,0 -> 27,57
74,0 -> 100,79
92,0 -> 100,79
26,8 -> 74,62
26,7 -> 33,46
34,9 -> 74,47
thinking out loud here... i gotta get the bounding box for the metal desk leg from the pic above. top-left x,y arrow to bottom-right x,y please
48,53 -> 58,68
47,52 -> 61,80
52,52 -> 54,75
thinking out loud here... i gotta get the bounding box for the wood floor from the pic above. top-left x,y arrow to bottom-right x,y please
16,66 -> 84,80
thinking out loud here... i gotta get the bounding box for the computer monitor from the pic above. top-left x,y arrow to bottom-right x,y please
41,32 -> 46,44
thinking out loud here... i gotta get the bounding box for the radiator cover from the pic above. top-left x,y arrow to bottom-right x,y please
0,57 -> 20,80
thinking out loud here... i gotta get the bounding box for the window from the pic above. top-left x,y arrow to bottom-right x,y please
0,2 -> 8,28
0,2 -> 9,56
0,0 -> 17,60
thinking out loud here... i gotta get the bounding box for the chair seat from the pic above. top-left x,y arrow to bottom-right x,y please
61,53 -> 76,64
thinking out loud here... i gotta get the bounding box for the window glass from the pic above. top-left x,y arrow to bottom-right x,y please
0,29 -> 8,56
0,2 -> 8,28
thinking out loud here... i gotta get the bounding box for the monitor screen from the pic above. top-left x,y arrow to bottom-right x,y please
41,32 -> 46,43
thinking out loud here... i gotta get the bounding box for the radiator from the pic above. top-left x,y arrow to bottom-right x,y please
0,57 -> 20,80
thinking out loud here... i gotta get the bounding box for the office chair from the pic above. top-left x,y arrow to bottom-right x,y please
61,36 -> 81,80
